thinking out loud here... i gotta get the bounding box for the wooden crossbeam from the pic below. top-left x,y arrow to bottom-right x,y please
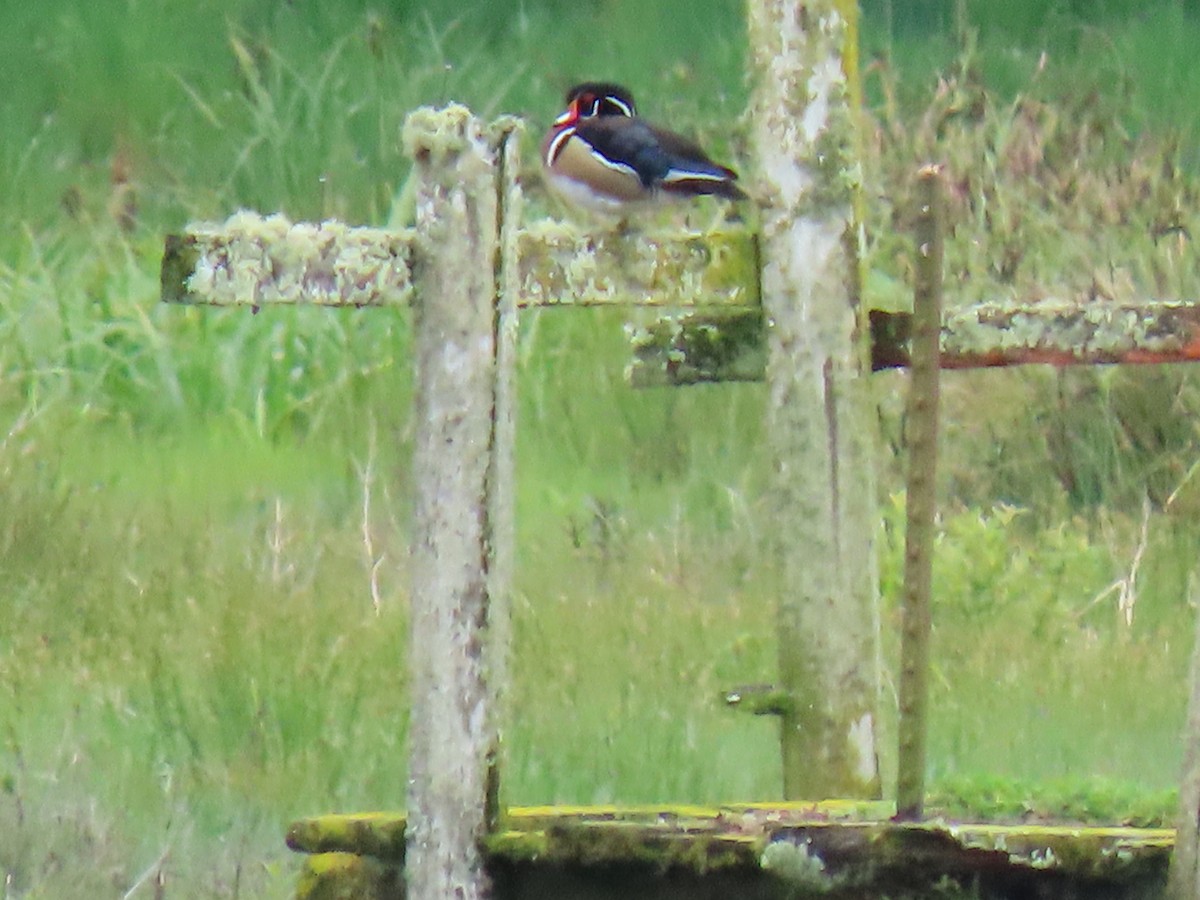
628,301 -> 1200,386
284,805 -> 1175,893
877,301 -> 1200,369
161,212 -> 414,308
160,212 -> 758,311
161,216 -> 1200,380
628,310 -> 764,387
516,221 -> 758,309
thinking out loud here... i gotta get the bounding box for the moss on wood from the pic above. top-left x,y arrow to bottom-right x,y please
287,812 -> 408,860
294,852 -> 401,900
517,222 -> 759,308
286,804 -> 1172,873
630,301 -> 1200,383
286,805 -> 1174,898
160,211 -> 414,308
627,309 -> 766,386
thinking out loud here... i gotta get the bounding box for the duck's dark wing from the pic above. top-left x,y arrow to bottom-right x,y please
572,117 -> 747,201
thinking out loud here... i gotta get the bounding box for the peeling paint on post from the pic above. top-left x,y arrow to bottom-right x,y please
402,105 -> 511,900
748,0 -> 882,799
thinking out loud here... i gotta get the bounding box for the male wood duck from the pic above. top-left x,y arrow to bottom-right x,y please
541,81 -> 747,217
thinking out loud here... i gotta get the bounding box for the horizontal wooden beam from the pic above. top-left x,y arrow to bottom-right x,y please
516,221 -> 759,309
160,213 -> 759,311
287,805 -> 1173,892
876,301 -> 1200,369
628,309 -> 765,387
160,217 -> 1200,378
630,301 -> 1200,386
161,212 -> 415,308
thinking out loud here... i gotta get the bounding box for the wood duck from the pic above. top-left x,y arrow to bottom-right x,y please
541,81 -> 747,217
560,81 -> 638,119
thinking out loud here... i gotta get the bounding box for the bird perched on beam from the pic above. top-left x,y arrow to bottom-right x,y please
559,80 -> 638,119
541,81 -> 747,218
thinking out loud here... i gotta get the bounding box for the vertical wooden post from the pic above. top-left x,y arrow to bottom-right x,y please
1168,573 -> 1200,899
747,0 -> 882,799
486,117 -> 522,821
402,105 -> 515,900
896,166 -> 944,820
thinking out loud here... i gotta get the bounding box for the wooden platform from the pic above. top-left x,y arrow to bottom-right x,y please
286,802 -> 1173,899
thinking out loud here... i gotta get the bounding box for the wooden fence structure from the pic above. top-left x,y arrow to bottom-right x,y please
159,1 -> 1200,897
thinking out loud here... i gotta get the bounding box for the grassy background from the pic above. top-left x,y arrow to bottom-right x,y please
3,0 -> 1200,896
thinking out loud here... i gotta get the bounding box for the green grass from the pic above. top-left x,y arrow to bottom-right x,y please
3,0 -> 1200,896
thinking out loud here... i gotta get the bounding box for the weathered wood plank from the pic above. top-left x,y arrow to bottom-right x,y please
287,805 -> 1174,896
872,301 -> 1200,370
161,214 -> 759,310
931,300 -> 1200,368
627,309 -> 765,387
161,211 -> 415,307
631,301 -> 1200,385
517,221 -> 759,308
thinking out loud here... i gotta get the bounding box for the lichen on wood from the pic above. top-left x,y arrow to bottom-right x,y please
627,309 -> 765,387
160,210 -> 414,307
517,220 -> 758,308
937,299 -> 1200,367
404,104 -> 508,900
633,301 -> 1200,382
748,0 -> 882,800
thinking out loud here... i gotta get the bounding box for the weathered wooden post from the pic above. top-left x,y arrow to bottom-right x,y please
402,105 -> 518,900
896,165 -> 944,820
746,0 -> 882,798
1169,573 -> 1200,899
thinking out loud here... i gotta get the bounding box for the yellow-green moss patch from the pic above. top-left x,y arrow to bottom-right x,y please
295,852 -> 401,900
287,812 -> 407,860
